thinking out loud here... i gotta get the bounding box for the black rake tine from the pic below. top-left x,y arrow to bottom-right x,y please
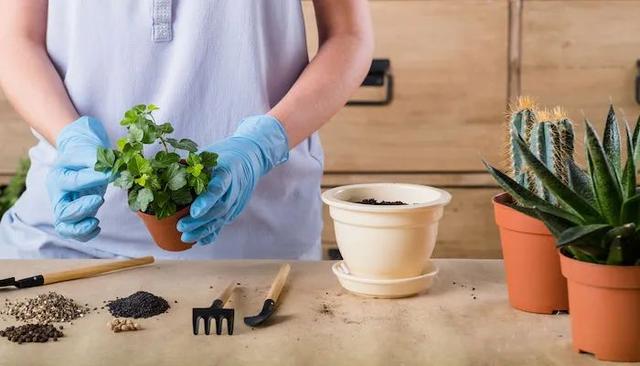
192,314 -> 200,335
227,316 -> 234,335
204,317 -> 212,335
215,316 -> 223,335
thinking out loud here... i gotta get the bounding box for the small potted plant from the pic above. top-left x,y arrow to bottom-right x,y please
95,104 -> 217,251
485,105 -> 640,362
487,97 -> 570,314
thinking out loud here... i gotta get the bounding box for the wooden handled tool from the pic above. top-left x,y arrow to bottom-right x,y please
0,256 -> 155,289
244,264 -> 291,327
192,282 -> 236,335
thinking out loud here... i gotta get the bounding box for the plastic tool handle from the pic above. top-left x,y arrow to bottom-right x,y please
266,264 -> 291,302
217,282 -> 236,305
42,256 -> 155,285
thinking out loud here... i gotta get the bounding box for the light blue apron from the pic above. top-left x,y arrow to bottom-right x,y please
0,1 -> 324,260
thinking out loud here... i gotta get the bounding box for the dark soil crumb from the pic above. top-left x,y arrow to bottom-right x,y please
236,283 -> 241,286
318,303 -> 334,316
356,198 -> 407,205
209,286 -> 213,289
174,300 -> 178,304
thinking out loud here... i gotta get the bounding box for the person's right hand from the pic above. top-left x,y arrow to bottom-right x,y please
47,116 -> 111,242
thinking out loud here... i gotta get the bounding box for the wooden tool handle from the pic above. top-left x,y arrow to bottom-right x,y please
266,264 -> 291,302
217,282 -> 236,305
43,256 -> 155,285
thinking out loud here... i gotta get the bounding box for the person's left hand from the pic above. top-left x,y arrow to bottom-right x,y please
177,115 -> 289,245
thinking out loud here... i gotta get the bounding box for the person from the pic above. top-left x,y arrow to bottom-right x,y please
0,1 -> 373,259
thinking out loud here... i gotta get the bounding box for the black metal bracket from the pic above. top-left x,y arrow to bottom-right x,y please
347,58 -> 393,106
636,60 -> 640,105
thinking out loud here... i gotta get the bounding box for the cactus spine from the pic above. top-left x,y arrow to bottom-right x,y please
508,98 -> 575,203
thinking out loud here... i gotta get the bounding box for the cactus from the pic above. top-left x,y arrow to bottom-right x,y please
507,98 -> 575,204
486,104 -> 640,266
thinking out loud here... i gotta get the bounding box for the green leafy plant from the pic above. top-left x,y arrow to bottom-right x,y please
0,158 -> 30,217
486,104 -> 640,266
95,104 -> 217,219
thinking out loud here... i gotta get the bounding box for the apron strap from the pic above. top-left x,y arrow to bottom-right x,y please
152,0 -> 172,42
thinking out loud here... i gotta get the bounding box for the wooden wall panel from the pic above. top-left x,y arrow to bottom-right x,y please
303,1 -> 509,172
522,1 -> 640,138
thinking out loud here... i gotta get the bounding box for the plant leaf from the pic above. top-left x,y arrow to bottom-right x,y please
512,131 -> 601,222
200,151 -> 218,168
136,188 -> 154,212
557,224 -> 611,246
620,195 -> 640,225
584,120 -> 623,225
565,246 -> 603,264
534,208 -> 576,238
603,105 -> 621,178
606,236 -> 624,265
113,171 -> 134,190
483,161 -> 583,224
567,159 -> 596,206
621,122 -> 636,199
152,151 -> 180,168
165,162 -> 187,191
127,154 -> 152,177
167,138 -> 198,153
95,147 -> 116,172
128,124 -> 144,143
633,114 -> 640,164
171,188 -> 193,206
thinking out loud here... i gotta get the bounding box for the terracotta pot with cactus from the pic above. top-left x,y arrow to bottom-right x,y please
486,102 -> 640,362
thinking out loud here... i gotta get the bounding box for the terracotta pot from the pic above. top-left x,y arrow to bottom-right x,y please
137,206 -> 194,252
560,252 -> 640,362
492,193 -> 568,314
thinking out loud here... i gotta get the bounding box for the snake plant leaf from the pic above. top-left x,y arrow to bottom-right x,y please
557,224 -> 611,247
603,223 -> 636,244
633,114 -> 640,164
620,195 -> 640,226
621,122 -> 637,199
512,131 -> 601,222
603,105 -> 621,178
565,246 -> 604,264
606,236 -> 624,265
534,209 -> 576,238
585,120 -> 623,225
567,159 -> 595,206
483,161 -> 583,224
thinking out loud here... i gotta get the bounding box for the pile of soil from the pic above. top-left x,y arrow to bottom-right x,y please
356,198 -> 408,205
105,291 -> 170,319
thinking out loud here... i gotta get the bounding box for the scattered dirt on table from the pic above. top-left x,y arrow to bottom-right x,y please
317,303 -> 334,317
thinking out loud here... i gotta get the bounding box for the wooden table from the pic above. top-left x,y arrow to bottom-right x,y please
0,259 -> 631,366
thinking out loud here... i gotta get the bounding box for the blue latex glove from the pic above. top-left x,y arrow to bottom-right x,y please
177,115 -> 289,245
47,116 -> 111,241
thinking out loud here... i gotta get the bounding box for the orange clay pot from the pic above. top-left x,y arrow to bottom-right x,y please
560,252 -> 640,362
137,206 -> 194,252
492,193 -> 568,313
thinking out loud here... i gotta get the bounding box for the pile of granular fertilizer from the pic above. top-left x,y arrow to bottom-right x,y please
105,291 -> 170,319
0,324 -> 64,344
1,292 -> 91,324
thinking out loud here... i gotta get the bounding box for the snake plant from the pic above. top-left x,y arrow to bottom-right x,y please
486,105 -> 640,266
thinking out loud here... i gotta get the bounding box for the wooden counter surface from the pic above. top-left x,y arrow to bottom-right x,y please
0,259 -> 629,366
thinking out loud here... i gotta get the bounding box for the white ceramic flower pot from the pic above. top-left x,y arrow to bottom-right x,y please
322,183 -> 451,280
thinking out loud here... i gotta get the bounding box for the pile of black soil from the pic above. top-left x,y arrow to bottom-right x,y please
356,198 -> 408,205
105,291 -> 170,319
0,324 -> 63,344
